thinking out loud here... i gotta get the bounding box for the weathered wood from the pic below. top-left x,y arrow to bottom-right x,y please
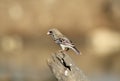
47,51 -> 90,81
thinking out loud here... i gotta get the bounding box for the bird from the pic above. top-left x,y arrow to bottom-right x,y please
47,28 -> 80,55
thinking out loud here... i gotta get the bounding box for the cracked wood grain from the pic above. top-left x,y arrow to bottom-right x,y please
47,51 -> 90,81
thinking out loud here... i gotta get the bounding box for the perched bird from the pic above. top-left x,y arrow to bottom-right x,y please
47,28 -> 80,55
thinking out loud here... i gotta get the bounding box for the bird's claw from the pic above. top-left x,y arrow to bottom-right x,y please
58,50 -> 64,53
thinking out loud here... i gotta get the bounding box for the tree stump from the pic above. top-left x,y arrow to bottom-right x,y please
47,51 -> 90,81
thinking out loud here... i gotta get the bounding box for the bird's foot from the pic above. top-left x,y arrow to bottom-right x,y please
58,50 -> 66,58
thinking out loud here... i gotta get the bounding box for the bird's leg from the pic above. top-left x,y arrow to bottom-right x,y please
57,50 -> 65,59
58,50 -> 64,53
58,48 -> 69,56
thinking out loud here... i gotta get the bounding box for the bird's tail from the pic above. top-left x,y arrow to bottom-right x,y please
71,47 -> 81,55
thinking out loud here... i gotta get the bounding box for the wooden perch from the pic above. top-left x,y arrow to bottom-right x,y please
47,51 -> 90,81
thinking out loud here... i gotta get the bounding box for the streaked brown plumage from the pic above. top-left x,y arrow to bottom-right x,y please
47,28 -> 80,55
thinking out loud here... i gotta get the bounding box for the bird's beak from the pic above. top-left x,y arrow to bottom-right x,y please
47,32 -> 50,35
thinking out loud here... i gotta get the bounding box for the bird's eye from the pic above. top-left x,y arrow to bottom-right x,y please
49,31 -> 53,34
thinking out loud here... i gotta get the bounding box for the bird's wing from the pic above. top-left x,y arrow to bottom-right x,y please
58,37 -> 75,47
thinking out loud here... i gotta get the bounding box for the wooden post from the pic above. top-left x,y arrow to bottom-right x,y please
47,51 -> 90,81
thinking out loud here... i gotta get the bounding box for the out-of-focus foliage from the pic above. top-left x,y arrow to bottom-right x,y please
0,0 -> 120,81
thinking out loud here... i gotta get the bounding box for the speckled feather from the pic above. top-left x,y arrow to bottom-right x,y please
47,28 -> 80,55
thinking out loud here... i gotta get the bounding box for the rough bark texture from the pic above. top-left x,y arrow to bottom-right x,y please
47,51 -> 90,81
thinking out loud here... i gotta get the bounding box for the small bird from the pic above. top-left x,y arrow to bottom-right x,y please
47,28 -> 80,55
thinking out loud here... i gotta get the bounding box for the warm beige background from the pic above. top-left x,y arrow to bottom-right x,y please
0,0 -> 120,81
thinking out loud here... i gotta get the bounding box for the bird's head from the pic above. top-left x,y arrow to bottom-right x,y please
47,28 -> 62,36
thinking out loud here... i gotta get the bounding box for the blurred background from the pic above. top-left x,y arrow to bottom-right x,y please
0,0 -> 120,81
